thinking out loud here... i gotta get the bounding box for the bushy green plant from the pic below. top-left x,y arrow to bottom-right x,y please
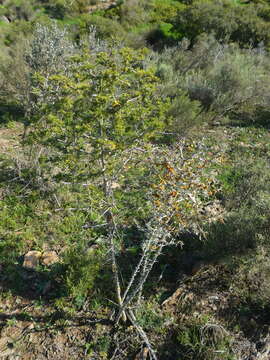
173,0 -> 270,47
0,195 -> 34,264
153,35 -> 270,124
60,244 -> 102,301
43,0 -> 70,19
231,246 -> 270,309
26,45 -> 168,183
79,14 -> 126,40
0,0 -> 43,22
24,41 -> 173,328
136,301 -> 168,334
148,0 -> 186,24
176,315 -> 234,360
0,22 -> 75,138
183,44 -> 269,121
118,0 -> 151,28
165,93 -> 202,139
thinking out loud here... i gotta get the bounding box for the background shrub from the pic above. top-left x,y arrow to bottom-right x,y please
152,36 -> 270,126
172,0 -> 270,47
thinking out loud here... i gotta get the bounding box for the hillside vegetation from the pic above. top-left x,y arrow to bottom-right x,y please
0,0 -> 269,359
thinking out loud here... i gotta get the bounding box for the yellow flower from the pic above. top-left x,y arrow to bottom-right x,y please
112,100 -> 120,107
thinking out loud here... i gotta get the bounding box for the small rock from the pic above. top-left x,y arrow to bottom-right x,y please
0,15 -> 10,23
41,251 -> 59,266
162,287 -> 185,307
111,182 -> 121,189
23,251 -> 42,269
208,295 -> 220,303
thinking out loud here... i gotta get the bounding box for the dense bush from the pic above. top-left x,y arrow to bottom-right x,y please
0,22 -> 75,137
175,315 -> 233,360
184,46 -> 268,121
78,14 -> 126,40
60,244 -> 103,302
172,0 -> 270,47
102,0 -> 270,48
153,35 -> 270,125
0,0 -> 43,21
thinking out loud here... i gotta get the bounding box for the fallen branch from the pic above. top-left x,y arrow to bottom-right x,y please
127,309 -> 157,360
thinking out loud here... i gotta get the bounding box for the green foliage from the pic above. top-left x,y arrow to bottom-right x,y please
176,315 -> 234,360
0,22 -> 74,134
148,0 -> 186,24
203,128 -> 270,258
231,247 -> 270,309
99,0 -> 270,48
0,0 -> 43,22
184,45 -> 268,120
117,0 -> 151,28
78,14 -> 126,40
26,45 -> 169,184
60,244 -> 102,301
0,17 -> 33,50
158,22 -> 181,41
164,92 -> 202,139
42,0 -> 68,20
173,0 -> 270,47
152,35 -> 270,125
0,195 -> 35,264
136,301 -> 168,334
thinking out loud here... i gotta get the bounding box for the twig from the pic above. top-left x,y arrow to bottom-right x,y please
54,207 -> 91,212
53,193 -> 61,207
109,214 -> 127,323
127,309 -> 157,360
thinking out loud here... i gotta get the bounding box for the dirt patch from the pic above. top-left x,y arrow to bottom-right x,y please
0,298 -> 112,360
0,125 -> 22,155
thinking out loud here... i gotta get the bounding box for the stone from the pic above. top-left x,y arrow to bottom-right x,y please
0,15 -> 10,23
162,287 -> 186,307
208,295 -> 220,303
41,251 -> 59,266
23,251 -> 42,269
111,182 -> 121,189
